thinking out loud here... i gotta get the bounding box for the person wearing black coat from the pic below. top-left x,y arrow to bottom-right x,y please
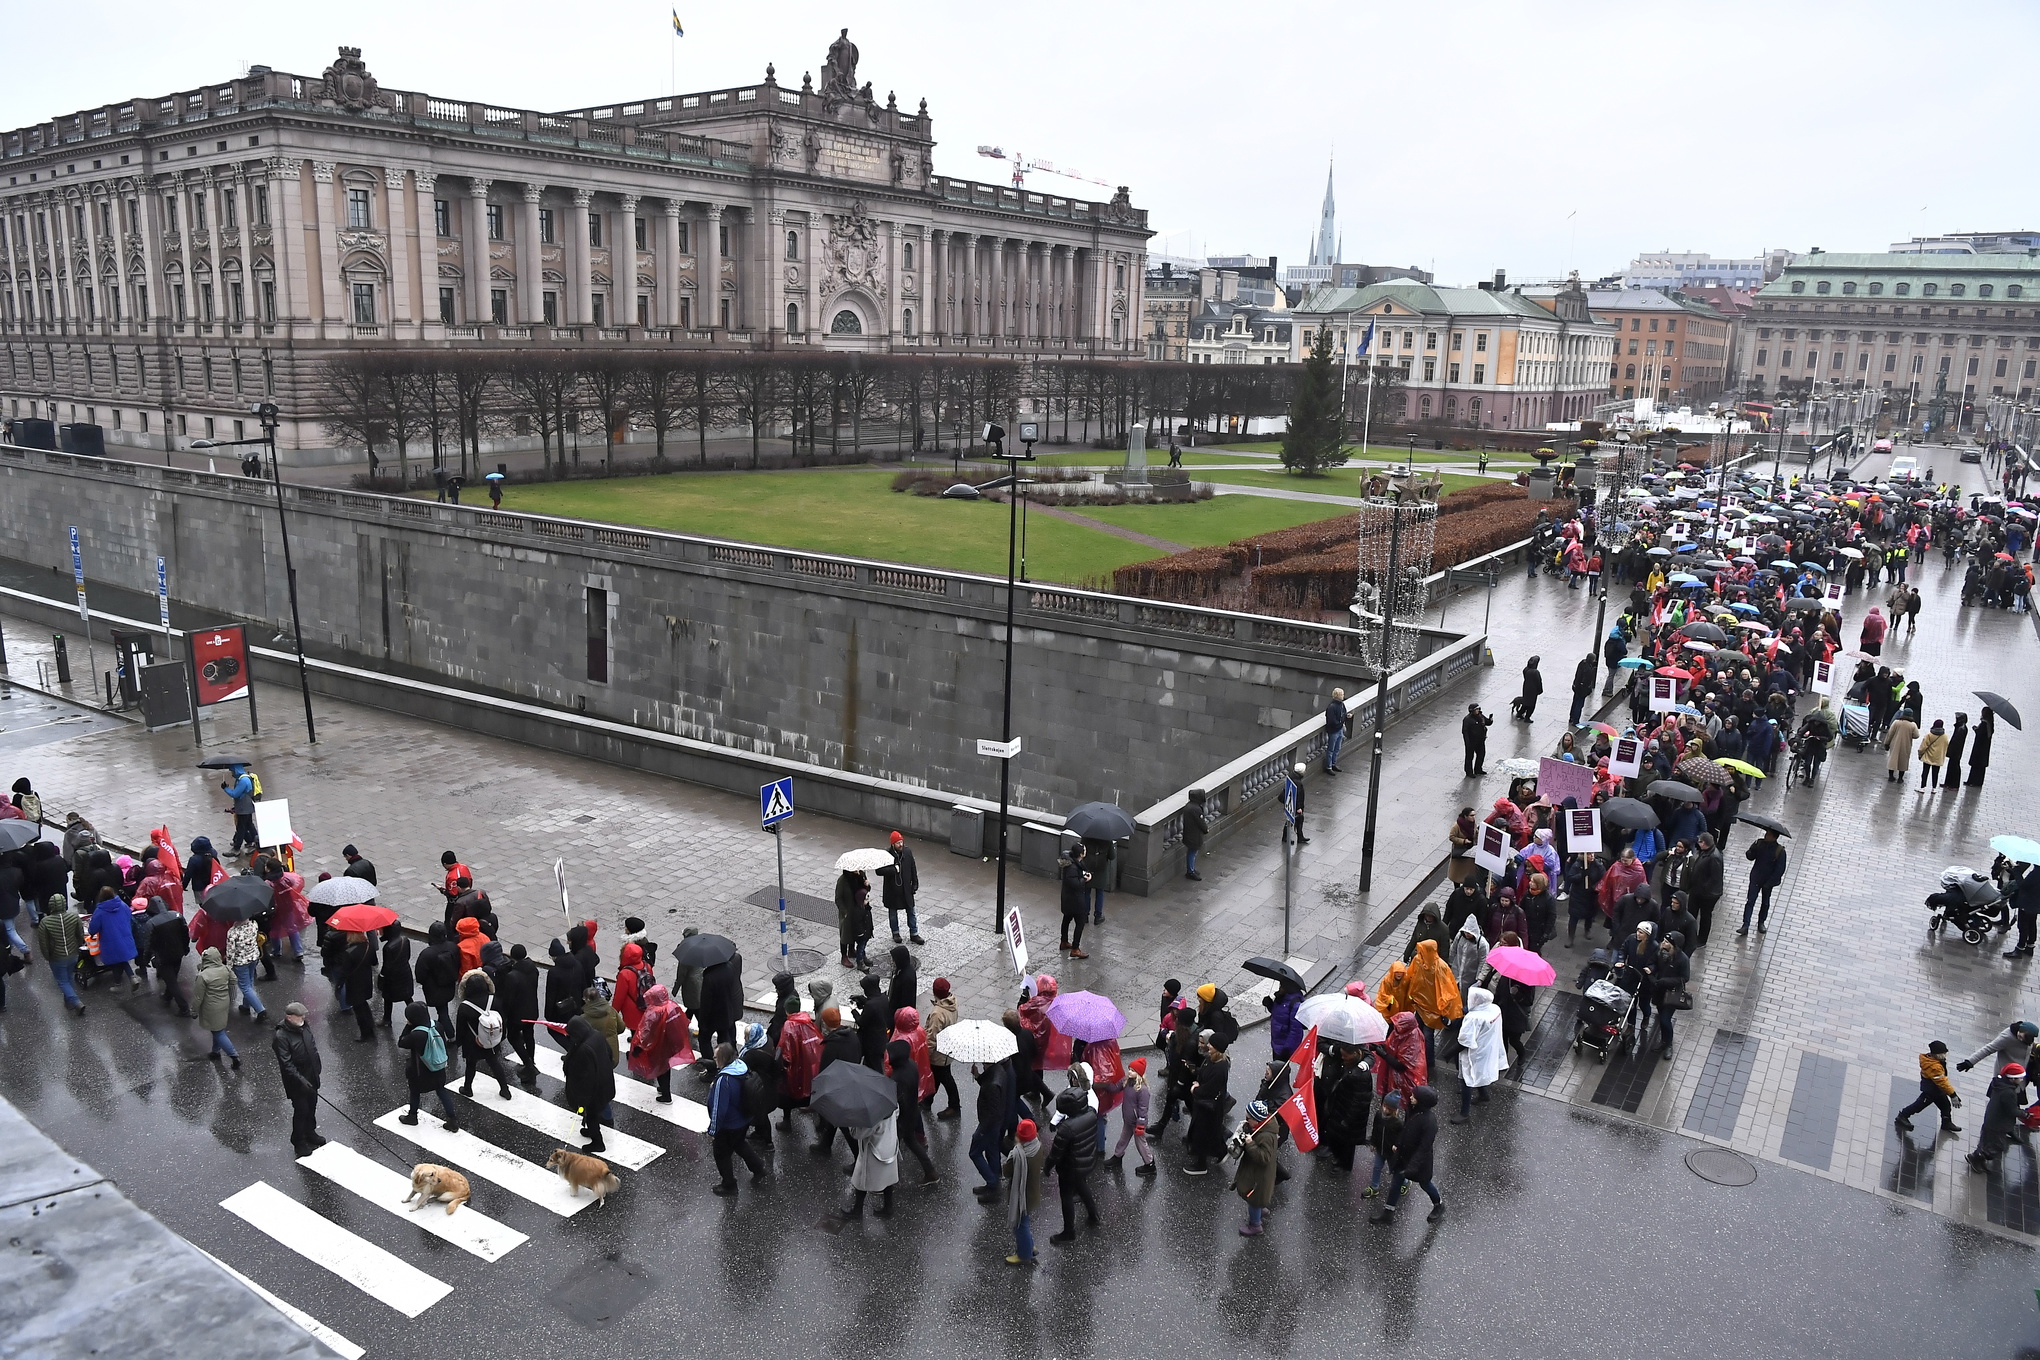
811,1009 -> 866,1155
1321,1048 -> 1374,1171
545,938 -> 587,1023
375,926 -> 413,1028
397,1002 -> 459,1132
1496,979 -> 1533,1070
697,952 -> 743,1054
888,1035 -> 940,1184
885,943 -> 917,1026
1151,1012 -> 1203,1137
272,1007 -> 325,1156
1462,704 -> 1493,776
1569,653 -> 1599,728
149,908 -> 192,1016
1514,656 -> 1544,721
496,944 -> 542,1086
455,970 -> 514,1100
414,921 -> 461,1043
561,1014 -> 616,1153
1057,844 -> 1092,958
337,932 -> 378,1042
566,923 -> 600,989
1196,986 -> 1240,1049
854,973 -> 889,1071
1046,1087 -> 1101,1242
1646,938 -> 1690,1058
1185,1034 -> 1233,1175
1182,797 -> 1208,881
1685,836 -> 1725,947
970,1058 -> 1016,1200
876,837 -> 923,945
1375,1084 -> 1442,1222
1966,708 -> 1996,787
1945,712 -> 1971,783
23,843 -> 67,919
1739,830 -> 1789,935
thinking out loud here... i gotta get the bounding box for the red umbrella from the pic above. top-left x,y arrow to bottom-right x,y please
1997,552 -> 2016,561
326,903 -> 399,934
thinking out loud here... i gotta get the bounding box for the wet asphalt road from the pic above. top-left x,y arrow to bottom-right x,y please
3,959 -> 2037,1360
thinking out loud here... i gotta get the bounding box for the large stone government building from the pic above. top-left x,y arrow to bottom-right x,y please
0,34 -> 1150,459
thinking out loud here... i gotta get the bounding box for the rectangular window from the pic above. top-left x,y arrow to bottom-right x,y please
1425,331 -> 1438,350
591,294 -> 605,327
634,217 -> 647,251
1475,333 -> 1488,352
190,194 -> 206,232
1115,264 -> 1125,288
1884,353 -> 1896,372
221,188 -> 237,230
543,292 -> 558,326
434,199 -> 451,237
1423,358 -> 1436,381
679,297 -> 691,329
903,243 -> 915,270
636,294 -> 649,327
260,280 -> 275,324
253,184 -> 269,226
1779,350 -> 1791,367
136,283 -> 149,320
163,200 -> 177,233
199,283 -> 214,322
1665,319 -> 1676,332
351,282 -> 376,326
1448,362 -> 1461,382
346,187 -> 371,229
719,298 -> 731,329
678,222 -> 690,254
719,222 -> 729,257
586,587 -> 610,683
589,213 -> 603,247
438,286 -> 456,324
1472,363 -> 1485,384
490,289 -> 508,324
486,205 -> 504,240
1997,357 -> 2009,378
229,281 -> 244,323
539,208 -> 555,244
2027,360 -> 2037,379
1967,356 -> 1980,376
1451,332 -> 1463,351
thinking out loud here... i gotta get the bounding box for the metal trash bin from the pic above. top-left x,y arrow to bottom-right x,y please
1021,822 -> 1064,878
949,804 -> 985,858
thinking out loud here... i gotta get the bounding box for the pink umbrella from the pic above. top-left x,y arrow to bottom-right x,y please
1045,989 -> 1127,1042
1485,945 -> 1556,987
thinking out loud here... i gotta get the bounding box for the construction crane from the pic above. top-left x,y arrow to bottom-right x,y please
975,145 -> 1116,192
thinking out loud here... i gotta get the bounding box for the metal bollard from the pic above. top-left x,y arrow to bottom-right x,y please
51,633 -> 70,684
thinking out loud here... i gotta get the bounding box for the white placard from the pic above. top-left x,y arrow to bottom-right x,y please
1648,674 -> 1680,713
251,798 -> 292,849
1811,659 -> 1837,697
1565,807 -> 1603,856
1608,735 -> 1644,779
1471,822 -> 1510,875
1004,903 -> 1030,978
1824,580 -> 1844,605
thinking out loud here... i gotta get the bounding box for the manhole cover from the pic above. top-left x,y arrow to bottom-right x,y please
1685,1147 -> 1757,1186
782,947 -> 828,977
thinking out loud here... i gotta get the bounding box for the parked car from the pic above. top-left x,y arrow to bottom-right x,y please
1872,438 -> 1894,454
1961,447 -> 1984,463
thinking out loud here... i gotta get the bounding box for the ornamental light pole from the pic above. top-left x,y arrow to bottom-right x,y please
983,419 -> 1036,933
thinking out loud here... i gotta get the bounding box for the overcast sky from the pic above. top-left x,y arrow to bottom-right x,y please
6,0 -> 2032,285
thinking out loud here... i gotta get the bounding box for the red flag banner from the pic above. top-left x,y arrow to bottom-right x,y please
1278,1026 -> 1321,1151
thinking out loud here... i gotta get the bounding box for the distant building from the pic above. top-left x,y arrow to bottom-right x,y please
1580,289 -> 1734,405
1184,268 -> 1292,365
1619,250 -> 1791,291
1745,250 -> 2040,422
1292,272 -> 1615,428
1889,231 -> 2040,255
1144,262 -> 1285,360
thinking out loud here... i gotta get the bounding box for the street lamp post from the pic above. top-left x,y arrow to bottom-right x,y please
1357,493 -> 1404,894
985,420 -> 1036,933
190,402 -> 317,744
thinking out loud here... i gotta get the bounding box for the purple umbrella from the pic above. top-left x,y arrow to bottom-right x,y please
1045,990 -> 1127,1043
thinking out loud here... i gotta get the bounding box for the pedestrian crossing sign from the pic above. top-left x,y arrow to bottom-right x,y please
761,777 -> 794,827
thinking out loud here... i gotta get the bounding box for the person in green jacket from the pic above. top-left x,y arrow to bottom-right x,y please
193,946 -> 241,1069
34,895 -> 84,1015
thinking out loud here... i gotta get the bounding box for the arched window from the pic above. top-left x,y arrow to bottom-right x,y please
2011,286 -> 2025,299
1895,283 -> 1910,296
902,243 -> 915,270
1419,395 -> 1432,418
1922,283 -> 1939,297
1790,281 -> 1805,293
1625,363 -> 1636,379
1868,282 -> 1883,296
785,302 -> 799,333
1841,281 -> 1857,296
1980,284 -> 1995,298
785,230 -> 800,261
1444,396 -> 1457,417
902,307 -> 914,336
830,309 -> 862,334
1815,281 -> 1830,295
1949,283 -> 1965,297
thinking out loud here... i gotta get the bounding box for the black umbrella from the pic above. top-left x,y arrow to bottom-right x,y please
195,756 -> 251,770
1974,692 -> 2024,731
1062,802 -> 1138,841
201,875 -> 274,923
1736,812 -> 1793,838
670,932 -> 736,968
1647,780 -> 1703,803
809,1061 -> 898,1129
1678,621 -> 1729,643
0,821 -> 39,853
1243,956 -> 1306,992
1784,597 -> 1828,612
1600,797 -> 1660,830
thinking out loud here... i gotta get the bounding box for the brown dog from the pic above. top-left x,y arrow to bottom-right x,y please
546,1148 -> 620,1205
402,1163 -> 471,1215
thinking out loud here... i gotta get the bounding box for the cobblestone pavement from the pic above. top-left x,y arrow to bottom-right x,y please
4,439 -> 2038,1244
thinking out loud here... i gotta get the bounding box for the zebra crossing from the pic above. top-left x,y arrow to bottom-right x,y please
210,1038 -> 707,1353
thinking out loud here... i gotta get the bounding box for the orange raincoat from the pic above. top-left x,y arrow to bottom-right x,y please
1373,961 -> 1409,1022
1402,938 -> 1464,1030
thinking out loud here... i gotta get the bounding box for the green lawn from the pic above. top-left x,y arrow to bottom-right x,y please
1195,469 -> 1489,499
1026,448 -> 1278,467
492,466 -> 1364,584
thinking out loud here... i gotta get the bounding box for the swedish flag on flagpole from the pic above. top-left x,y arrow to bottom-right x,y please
671,8 -> 684,35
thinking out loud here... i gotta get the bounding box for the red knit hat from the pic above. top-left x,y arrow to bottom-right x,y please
1129,1058 -> 1147,1075
1016,1118 -> 1037,1141
932,978 -> 951,998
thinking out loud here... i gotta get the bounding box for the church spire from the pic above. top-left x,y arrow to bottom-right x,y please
1313,158 -> 1336,267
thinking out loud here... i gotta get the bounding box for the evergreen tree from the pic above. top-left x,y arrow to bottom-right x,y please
1280,327 -> 1349,475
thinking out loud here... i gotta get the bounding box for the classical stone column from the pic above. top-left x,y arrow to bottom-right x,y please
465,178 -> 492,323
384,167 -> 413,326
659,200 -> 683,327
614,194 -> 639,327
310,162 -> 345,327
703,203 -> 724,330
767,207 -> 787,338
963,234 -> 978,338
568,189 -> 592,325
411,173 -> 437,330
925,228 -> 944,337
518,184 -> 543,324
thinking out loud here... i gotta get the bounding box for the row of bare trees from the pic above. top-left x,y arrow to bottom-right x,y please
318,349 -> 1304,483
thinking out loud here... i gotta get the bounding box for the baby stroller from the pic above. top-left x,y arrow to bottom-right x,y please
1838,702 -> 1872,751
1927,865 -> 2013,945
1572,949 -> 1642,1062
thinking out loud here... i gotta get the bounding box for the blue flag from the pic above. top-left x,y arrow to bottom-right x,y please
1357,319 -> 1375,355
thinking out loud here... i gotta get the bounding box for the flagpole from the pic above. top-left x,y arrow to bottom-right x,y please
1360,337 -> 1376,467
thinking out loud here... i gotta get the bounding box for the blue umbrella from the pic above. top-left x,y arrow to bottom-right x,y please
1647,546 -> 1673,557
1669,573 -> 1701,585
1672,704 -> 1704,716
1728,602 -> 1761,615
1618,657 -> 1655,670
1675,543 -> 1700,552
1801,561 -> 1826,572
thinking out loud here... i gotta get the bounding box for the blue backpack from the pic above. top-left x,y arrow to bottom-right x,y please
415,1024 -> 447,1072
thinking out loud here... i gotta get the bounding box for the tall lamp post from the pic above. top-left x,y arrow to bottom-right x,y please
984,420 -> 1036,933
1355,491 -> 1403,894
190,401 -> 317,743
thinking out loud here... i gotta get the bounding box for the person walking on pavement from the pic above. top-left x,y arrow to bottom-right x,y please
1233,1102 -> 1281,1237
455,969 -> 515,1100
1686,834 -> 1724,947
36,895 -> 85,1014
1104,1056 -> 1155,1176
1058,843 -> 1092,959
341,844 -> 377,886
834,869 -> 873,969
2004,867 -> 2040,960
1966,707 -> 1997,787
274,1003 -> 326,1156
150,900 -> 192,1016
561,1013 -> 614,1151
1324,688 -> 1349,773
220,764 -> 258,857
496,942 -> 541,1084
810,1007 -> 865,1155
1185,1032 -> 1233,1176
1182,794 -> 1208,881
1957,1021 -> 2039,1080
337,930 -> 378,1042
1047,1087 -> 1101,1243
970,1053 -> 1017,1199
1462,704 -> 1494,776
846,1109 -> 899,1218
193,947 -> 239,1066
1004,1118 -> 1046,1266
877,831 -> 923,945
1449,986 -> 1508,1122
1738,829 -> 1788,935
224,916 -> 267,1023
415,921 -> 461,1045
87,887 -> 139,991
1569,654 -> 1598,728
707,1041 -> 770,1196
1966,1064 -> 2028,1173
1918,719 -> 1949,789
922,978 -> 962,1118
398,1002 -> 459,1131
887,1022 -> 940,1185
1894,1040 -> 1963,1137
629,983 -> 694,1103
1362,1089 -> 1405,1199
1884,710 -> 1919,784
1513,656 -> 1544,721
1373,1085 -> 1444,1224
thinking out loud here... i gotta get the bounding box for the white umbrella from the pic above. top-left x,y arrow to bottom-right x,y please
308,876 -> 378,907
1296,994 -> 1389,1046
934,1018 -> 1019,1064
834,848 -> 893,873
1836,546 -> 1864,559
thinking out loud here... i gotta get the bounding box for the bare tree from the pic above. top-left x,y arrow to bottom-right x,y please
723,355 -> 783,468
317,352 -> 389,480
578,352 -> 632,473
504,351 -> 573,477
